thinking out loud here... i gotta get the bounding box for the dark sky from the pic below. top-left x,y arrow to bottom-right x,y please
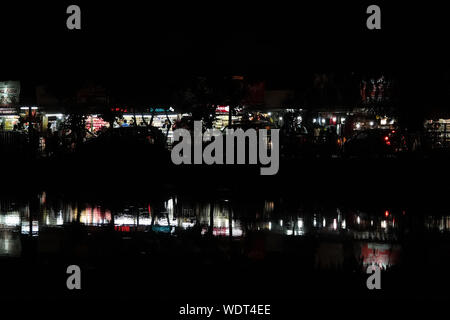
2,1 -> 450,117
2,1 -> 450,76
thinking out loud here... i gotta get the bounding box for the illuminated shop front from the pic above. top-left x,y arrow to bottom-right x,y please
0,113 -> 19,131
213,105 -> 242,129
122,108 -> 182,144
425,118 -> 450,148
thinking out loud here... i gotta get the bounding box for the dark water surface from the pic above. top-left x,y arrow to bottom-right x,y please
1,190 -> 450,301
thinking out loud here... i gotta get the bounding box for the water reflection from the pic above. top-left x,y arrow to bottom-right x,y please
0,193 -> 449,271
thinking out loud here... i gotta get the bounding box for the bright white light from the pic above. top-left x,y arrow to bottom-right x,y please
268,222 -> 272,230
280,219 -> 283,227
268,112 -> 272,116
313,118 -> 317,123
297,116 -> 302,122
369,121 -> 374,126
297,218 -> 303,229
341,117 -> 346,123
181,222 -> 195,229
381,220 -> 387,229
356,123 -> 361,129
342,219 -> 346,229
332,117 -> 337,122
46,114 -> 64,118
1,213 -> 20,226
333,219 -> 337,230
321,118 -> 326,124
323,217 -> 326,227
357,216 -> 360,224
279,117 -> 283,121
380,118 -> 387,125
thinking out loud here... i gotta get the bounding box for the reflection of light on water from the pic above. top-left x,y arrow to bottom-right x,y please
57,210 -> 64,225
268,222 -> 272,230
182,221 -> 195,229
115,216 -> 136,225
138,217 -> 152,225
313,216 -> 317,227
0,230 -> 22,257
79,206 -> 111,225
341,219 -> 346,229
357,216 -> 360,224
333,219 -> 337,230
21,221 -> 39,235
296,218 -> 305,235
323,217 -> 326,227
0,212 -> 20,226
280,219 -> 283,227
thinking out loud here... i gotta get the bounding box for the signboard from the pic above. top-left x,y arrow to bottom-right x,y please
0,81 -> 20,106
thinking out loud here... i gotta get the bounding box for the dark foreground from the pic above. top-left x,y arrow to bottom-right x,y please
1,154 -> 449,319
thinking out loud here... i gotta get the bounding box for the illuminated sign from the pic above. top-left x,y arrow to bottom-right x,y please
0,81 -> 20,106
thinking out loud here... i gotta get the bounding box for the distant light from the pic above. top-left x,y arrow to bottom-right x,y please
279,117 -> 283,121
332,117 -> 337,123
385,210 -> 389,217
313,118 -> 317,123
297,116 -> 302,121
369,121 -> 374,126
357,216 -> 360,224
333,219 -> 337,230
321,118 -> 326,124
268,112 -> 272,116
280,219 -> 283,227
341,117 -> 346,123
384,136 -> 389,141
356,123 -> 361,129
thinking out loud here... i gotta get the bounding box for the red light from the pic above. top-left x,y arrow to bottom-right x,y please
392,130 -> 396,133
384,136 -> 389,141
386,141 -> 391,145
385,210 -> 389,217
115,108 -> 119,111
114,226 -> 130,232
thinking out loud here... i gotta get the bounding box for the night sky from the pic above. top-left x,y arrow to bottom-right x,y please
2,1 -> 450,119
